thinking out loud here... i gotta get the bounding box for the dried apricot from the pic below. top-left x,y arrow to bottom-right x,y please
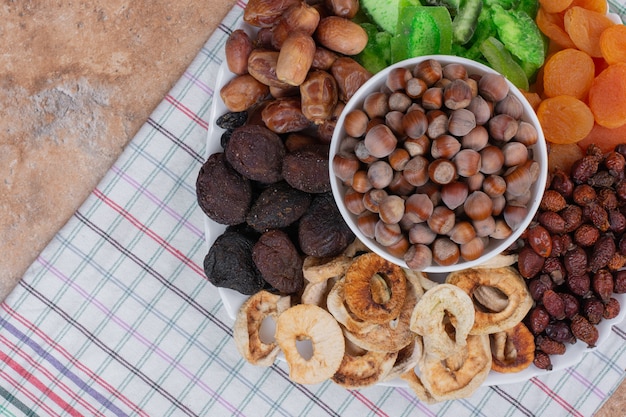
539,0 -> 573,13
537,95 -> 595,144
543,48 -> 596,100
578,122 -> 626,153
567,0 -> 608,14
536,7 -> 576,49
563,6 -> 616,57
588,63 -> 626,128
521,90 -> 543,111
600,25 -> 626,65
548,143 -> 585,172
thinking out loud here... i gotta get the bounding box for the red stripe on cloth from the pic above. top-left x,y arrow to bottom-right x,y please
93,189 -> 205,277
349,390 -> 389,417
0,350 -> 83,417
2,304 -> 149,417
236,0 -> 247,9
164,95 -> 209,130
0,370 -> 60,416
531,377 -> 584,417
0,335 -> 104,417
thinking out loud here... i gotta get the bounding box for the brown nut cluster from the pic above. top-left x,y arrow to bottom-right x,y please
220,0 -> 371,141
517,144 -> 626,370
332,59 -> 541,270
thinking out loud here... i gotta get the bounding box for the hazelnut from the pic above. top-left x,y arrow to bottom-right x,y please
351,170 -> 372,193
479,146 -> 505,175
514,121 -> 539,146
490,219 -> 513,239
404,193 -> 434,223
332,152 -> 360,183
385,67 -> 412,91
432,237 -> 460,266
413,59 -> 443,86
431,134 -> 461,159
504,164 -> 533,197
388,148 -> 410,171
464,191 -> 493,221
427,206 -> 456,235
343,188 -> 365,215
404,243 -> 433,270
448,108 -> 477,137
494,93 -> 524,119
364,124 -> 397,158
404,156 -> 430,186
362,188 -> 388,213
444,79 -> 473,109
426,110 -> 449,139
379,195 -> 406,224
503,204 -> 529,230
460,236 -> 486,261
402,109 -> 429,139
422,87 -> 443,109
467,95 -> 492,125
478,73 -> 509,102
449,221 -> 477,245
404,135 -> 430,157
472,215 -> 496,237
461,125 -> 489,151
429,159 -> 457,185
357,211 -> 378,238
409,223 -> 437,245
363,91 -> 390,119
502,142 -> 529,167
442,62 -> 468,80
488,114 -> 519,142
482,174 -> 507,197
454,149 -> 482,177
375,220 -> 402,246
441,181 -> 469,210
344,109 -> 369,137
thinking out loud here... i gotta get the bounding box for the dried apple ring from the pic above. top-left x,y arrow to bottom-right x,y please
410,284 -> 475,360
343,252 -> 407,324
418,334 -> 492,402
383,336 -> 423,382
326,278 -> 378,333
331,339 -> 398,388
490,322 -> 536,373
445,266 -> 533,335
233,290 -> 291,366
275,304 -> 345,384
302,254 -> 352,283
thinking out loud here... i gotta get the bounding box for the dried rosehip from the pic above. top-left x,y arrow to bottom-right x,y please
583,202 -> 610,232
536,335 -> 566,355
609,210 -> 626,234
562,205 -> 584,233
546,321 -> 576,344
582,297 -> 605,325
603,298 -> 621,320
616,179 -> 626,201
538,211 -> 566,234
543,289 -> 566,320
561,293 -> 581,319
608,252 -> 626,271
589,235 -> 616,273
564,245 -> 588,277
518,245 -> 545,278
550,170 -> 574,199
571,155 -> 599,184
604,151 -> 626,175
534,350 -> 553,370
620,235 -> 626,256
615,143 -> 626,159
528,306 -> 550,334
614,270 -> 626,293
570,314 -> 599,347
566,273 -> 591,297
540,190 -> 567,212
588,171 -> 615,188
551,234 -> 573,258
573,223 -> 600,247
542,257 -> 566,285
527,225 -> 552,258
572,184 -> 597,206
592,269 -> 614,302
596,188 -> 618,210
529,275 -> 555,301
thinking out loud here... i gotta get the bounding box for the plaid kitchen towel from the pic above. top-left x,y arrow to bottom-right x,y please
0,1 -> 625,416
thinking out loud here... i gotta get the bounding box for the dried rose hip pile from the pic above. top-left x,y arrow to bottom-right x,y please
514,143 -> 626,370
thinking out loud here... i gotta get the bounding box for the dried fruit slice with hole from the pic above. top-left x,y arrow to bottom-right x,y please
233,290 -> 291,366
490,322 -> 536,373
446,266 -> 533,334
326,277 -> 378,333
410,283 -> 475,360
331,339 -> 398,388
383,336 -> 423,382
537,95 -> 595,144
302,254 -> 352,283
542,48 -> 596,100
275,304 -> 345,384
563,6 -> 615,57
588,63 -> 626,128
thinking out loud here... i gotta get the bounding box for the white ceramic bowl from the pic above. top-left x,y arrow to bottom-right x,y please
329,55 -> 548,274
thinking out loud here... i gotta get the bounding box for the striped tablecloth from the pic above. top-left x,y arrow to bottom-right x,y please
1,2 -> 626,416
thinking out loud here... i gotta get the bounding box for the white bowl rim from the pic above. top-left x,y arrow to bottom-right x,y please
329,54 -> 548,273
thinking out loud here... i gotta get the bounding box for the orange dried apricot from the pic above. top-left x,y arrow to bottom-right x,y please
539,0 -> 574,13
588,63 -> 626,128
563,7 -> 616,57
567,0 -> 608,14
537,95 -> 595,143
548,143 -> 585,173
578,122 -> 626,153
536,7 -> 576,49
600,25 -> 626,65
542,48 -> 596,100
521,90 -> 543,111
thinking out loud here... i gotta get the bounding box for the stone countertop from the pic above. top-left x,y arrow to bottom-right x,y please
0,0 -> 236,299
0,0 -> 623,413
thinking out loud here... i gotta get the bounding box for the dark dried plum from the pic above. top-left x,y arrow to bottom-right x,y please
203,228 -> 266,295
225,124 -> 285,183
282,145 -> 331,193
299,192 -> 354,257
252,229 -> 304,294
216,111 -> 248,130
246,182 -> 312,232
196,152 -> 252,225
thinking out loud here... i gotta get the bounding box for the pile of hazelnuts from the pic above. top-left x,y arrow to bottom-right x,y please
332,59 -> 541,270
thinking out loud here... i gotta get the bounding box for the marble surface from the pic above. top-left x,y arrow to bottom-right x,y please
0,0 -> 237,300
0,0 -> 623,413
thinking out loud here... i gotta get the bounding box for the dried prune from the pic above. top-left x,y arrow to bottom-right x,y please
246,182 -> 312,232
298,192 -> 355,257
225,124 -> 286,183
216,111 -> 248,130
252,229 -> 304,294
196,152 -> 252,225
282,145 -> 331,193
203,228 -> 266,295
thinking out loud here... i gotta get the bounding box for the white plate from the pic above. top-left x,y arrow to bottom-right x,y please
203,15 -> 626,387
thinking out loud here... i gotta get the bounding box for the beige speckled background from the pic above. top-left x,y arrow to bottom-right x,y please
0,0 -> 623,412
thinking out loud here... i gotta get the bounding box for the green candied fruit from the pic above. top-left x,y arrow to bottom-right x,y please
479,36 -> 529,90
453,5 -> 498,61
452,0 -> 483,45
356,23 -> 392,73
391,6 -> 452,62
490,4 -> 546,68
359,0 -> 421,34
